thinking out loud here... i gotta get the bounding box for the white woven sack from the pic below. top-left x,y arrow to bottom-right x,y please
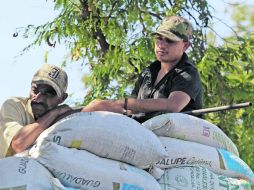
29,141 -> 161,190
158,166 -> 253,190
51,178 -> 80,190
156,137 -> 254,184
36,111 -> 167,168
142,113 -> 239,156
0,156 -> 54,190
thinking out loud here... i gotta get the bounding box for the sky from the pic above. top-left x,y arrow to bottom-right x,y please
0,0 -> 85,106
0,0 -> 252,107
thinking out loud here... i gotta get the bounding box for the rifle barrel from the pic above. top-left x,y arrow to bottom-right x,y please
183,102 -> 252,115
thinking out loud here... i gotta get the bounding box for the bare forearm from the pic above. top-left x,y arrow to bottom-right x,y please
11,122 -> 45,153
11,112 -> 58,153
81,91 -> 190,115
11,105 -> 72,153
125,98 -> 172,113
82,99 -> 125,113
125,92 -> 190,113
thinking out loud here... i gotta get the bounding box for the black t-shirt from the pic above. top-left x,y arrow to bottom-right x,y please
131,53 -> 203,122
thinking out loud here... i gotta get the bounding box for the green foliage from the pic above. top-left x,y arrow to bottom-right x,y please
198,34 -> 254,169
20,0 -> 254,170
231,4 -> 254,36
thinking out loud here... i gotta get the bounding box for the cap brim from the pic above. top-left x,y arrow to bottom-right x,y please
32,77 -> 62,97
152,30 -> 182,42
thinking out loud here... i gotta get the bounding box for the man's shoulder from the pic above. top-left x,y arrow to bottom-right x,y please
177,59 -> 199,75
1,97 -> 30,108
178,53 -> 196,68
4,97 -> 29,103
174,57 -> 201,83
0,97 -> 33,123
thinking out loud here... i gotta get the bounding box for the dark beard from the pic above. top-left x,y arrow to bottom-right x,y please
31,102 -> 48,119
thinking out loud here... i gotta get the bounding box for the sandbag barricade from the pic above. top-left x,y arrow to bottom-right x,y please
0,156 -> 54,190
156,137 -> 254,184
142,113 -> 239,156
29,141 -> 161,190
158,166 -> 253,190
35,111 -> 167,169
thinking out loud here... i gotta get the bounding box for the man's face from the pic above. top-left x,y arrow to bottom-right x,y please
154,35 -> 190,64
30,83 -> 62,119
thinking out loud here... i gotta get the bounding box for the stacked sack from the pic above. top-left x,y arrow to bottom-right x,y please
0,156 -> 54,189
28,111 -> 168,190
142,113 -> 254,190
0,156 -> 78,189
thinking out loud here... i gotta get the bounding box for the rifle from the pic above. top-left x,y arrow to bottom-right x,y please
55,102 -> 251,123
183,102 -> 252,116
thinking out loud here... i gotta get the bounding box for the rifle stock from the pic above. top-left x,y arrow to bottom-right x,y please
183,102 -> 252,115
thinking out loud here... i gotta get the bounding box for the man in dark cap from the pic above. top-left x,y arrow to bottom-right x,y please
0,64 -> 72,157
82,16 -> 203,122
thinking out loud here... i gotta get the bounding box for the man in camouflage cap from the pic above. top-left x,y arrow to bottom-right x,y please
82,15 -> 202,123
0,64 -> 73,158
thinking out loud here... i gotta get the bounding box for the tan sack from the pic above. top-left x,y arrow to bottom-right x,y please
36,111 -> 167,169
29,141 -> 161,190
156,137 -> 254,184
0,156 -> 54,190
142,113 -> 239,156
159,166 -> 253,190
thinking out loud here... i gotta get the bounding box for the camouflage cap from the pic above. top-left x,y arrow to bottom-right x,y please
32,64 -> 68,97
152,16 -> 193,41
